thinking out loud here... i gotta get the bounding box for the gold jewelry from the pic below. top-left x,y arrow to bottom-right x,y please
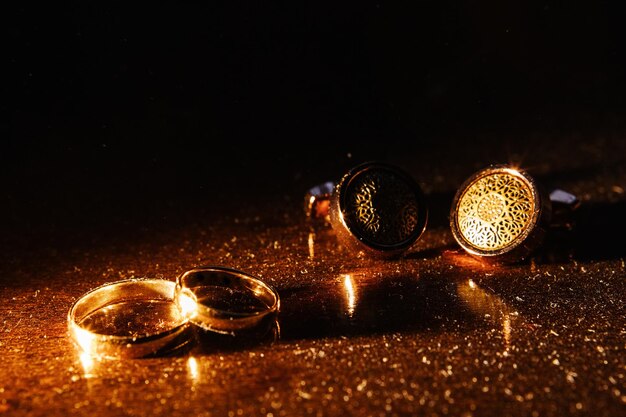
175,266 -> 280,334
450,165 -> 578,263
68,279 -> 192,359
305,161 -> 428,258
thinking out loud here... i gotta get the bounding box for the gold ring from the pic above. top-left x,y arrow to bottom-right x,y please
305,161 -> 428,258
68,279 -> 192,359
450,165 -> 579,263
175,266 -> 280,334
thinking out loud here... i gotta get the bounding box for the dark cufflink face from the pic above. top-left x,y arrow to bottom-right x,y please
328,162 -> 428,258
450,165 -> 552,264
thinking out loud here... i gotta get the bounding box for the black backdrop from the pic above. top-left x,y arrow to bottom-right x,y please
4,2 -> 626,237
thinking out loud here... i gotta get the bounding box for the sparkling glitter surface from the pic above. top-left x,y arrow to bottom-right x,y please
1,136 -> 625,417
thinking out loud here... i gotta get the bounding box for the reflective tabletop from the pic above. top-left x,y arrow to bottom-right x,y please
1,137 -> 625,416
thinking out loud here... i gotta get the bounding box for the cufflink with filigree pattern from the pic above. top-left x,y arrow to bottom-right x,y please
450,165 -> 579,264
305,162 -> 428,258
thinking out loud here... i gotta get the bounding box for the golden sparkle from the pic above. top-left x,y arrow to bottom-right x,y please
308,232 -> 315,259
343,274 -> 357,317
187,356 -> 199,381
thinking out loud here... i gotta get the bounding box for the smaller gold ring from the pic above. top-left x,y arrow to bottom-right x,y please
175,266 -> 280,334
68,279 -> 192,359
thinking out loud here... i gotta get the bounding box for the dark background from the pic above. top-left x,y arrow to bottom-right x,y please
4,2 -> 626,243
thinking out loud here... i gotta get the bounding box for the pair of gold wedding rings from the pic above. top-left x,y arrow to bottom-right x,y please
306,162 -> 578,264
68,267 -> 279,359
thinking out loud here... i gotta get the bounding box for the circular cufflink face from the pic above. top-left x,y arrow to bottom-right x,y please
330,162 -> 428,258
450,166 -> 552,263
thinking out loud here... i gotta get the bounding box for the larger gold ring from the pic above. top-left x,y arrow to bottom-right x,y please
305,161 -> 428,258
68,279 -> 192,359
175,266 -> 280,334
450,165 -> 578,263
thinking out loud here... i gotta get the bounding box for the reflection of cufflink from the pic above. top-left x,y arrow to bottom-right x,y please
450,165 -> 579,264
305,161 -> 428,258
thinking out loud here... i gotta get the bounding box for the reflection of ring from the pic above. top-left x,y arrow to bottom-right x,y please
175,266 -> 280,334
192,318 -> 281,355
450,165 -> 579,263
68,279 -> 192,359
305,161 -> 428,258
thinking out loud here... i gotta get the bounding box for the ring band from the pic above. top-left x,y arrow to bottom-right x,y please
175,266 -> 280,334
68,279 -> 192,359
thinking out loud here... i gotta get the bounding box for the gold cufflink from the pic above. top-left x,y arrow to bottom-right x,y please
305,161 -> 428,258
450,165 -> 579,264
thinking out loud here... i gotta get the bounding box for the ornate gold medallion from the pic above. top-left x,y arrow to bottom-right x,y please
346,169 -> 420,246
325,162 -> 428,258
450,166 -> 550,263
456,172 -> 534,251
